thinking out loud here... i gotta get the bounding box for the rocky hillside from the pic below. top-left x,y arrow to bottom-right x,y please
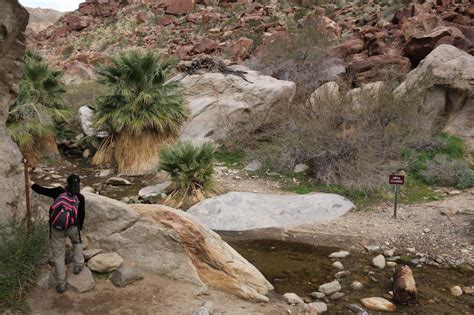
29,0 -> 474,85
26,7 -> 64,33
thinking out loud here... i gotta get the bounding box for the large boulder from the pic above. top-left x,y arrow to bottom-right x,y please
179,66 -> 296,144
79,105 -> 95,137
348,55 -> 411,84
187,192 -> 355,231
81,193 -> 273,302
395,45 -> 474,150
404,26 -> 473,65
0,0 -> 29,224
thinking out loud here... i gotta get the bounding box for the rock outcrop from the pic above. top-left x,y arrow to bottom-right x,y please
179,66 -> 296,144
395,45 -> 474,150
0,0 -> 29,224
187,192 -> 355,231
82,193 -> 273,302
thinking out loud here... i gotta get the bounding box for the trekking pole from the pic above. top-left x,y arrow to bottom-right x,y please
22,156 -> 31,236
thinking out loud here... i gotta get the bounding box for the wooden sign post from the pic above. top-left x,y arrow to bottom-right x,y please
389,175 -> 405,219
22,157 -> 31,236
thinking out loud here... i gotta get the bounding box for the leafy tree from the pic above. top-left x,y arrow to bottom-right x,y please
92,51 -> 188,175
7,50 -> 70,165
159,141 -> 219,209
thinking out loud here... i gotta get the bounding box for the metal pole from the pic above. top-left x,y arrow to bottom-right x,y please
393,184 -> 398,219
23,157 -> 31,236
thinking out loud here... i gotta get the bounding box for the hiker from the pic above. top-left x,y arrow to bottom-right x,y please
30,174 -> 85,293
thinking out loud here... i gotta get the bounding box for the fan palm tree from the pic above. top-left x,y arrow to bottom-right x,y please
7,51 -> 70,165
159,141 -> 220,209
92,51 -> 188,175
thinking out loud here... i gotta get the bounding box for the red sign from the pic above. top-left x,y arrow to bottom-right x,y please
389,175 -> 405,185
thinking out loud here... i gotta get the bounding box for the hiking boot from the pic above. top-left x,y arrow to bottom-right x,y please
56,282 -> 67,293
73,265 -> 83,275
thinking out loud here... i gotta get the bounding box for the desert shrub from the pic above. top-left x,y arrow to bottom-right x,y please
420,155 -> 474,189
403,133 -> 466,174
61,44 -> 75,59
225,78 -> 434,193
159,141 -> 219,209
0,221 -> 47,312
248,16 -> 335,101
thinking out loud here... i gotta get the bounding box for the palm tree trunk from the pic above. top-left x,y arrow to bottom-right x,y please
114,129 -> 168,176
22,134 -> 61,166
91,135 -> 115,166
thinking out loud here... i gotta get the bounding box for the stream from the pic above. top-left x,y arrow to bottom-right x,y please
230,239 -> 474,314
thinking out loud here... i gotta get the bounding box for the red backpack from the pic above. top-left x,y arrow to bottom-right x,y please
49,192 -> 79,230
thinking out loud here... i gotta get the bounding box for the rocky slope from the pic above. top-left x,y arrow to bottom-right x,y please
26,7 -> 64,33
29,0 -> 474,86
0,0 -> 29,224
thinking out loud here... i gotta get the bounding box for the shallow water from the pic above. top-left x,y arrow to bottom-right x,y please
230,239 -> 474,314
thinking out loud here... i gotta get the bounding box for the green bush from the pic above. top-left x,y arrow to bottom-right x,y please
420,155 -> 474,189
403,134 -> 473,189
159,141 -> 219,208
0,222 -> 47,312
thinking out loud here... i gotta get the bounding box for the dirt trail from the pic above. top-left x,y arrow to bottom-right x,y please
28,274 -> 300,315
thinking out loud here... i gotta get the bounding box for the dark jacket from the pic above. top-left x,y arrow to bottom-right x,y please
32,184 -> 85,230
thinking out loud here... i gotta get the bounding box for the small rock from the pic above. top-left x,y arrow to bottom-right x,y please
294,163 -> 309,173
365,245 -> 382,253
88,253 -> 123,273
138,181 -> 171,198
308,302 -> 327,314
121,197 -> 130,204
67,266 -> 95,293
83,248 -> 103,260
462,286 -> 474,295
448,190 -> 462,195
335,271 -> 350,278
310,292 -> 326,299
329,251 -> 350,258
319,280 -> 341,295
110,265 -> 143,287
351,281 -> 364,291
386,262 -> 397,267
106,177 -> 131,186
372,255 -> 386,269
244,160 -> 262,172
192,301 -> 214,315
331,261 -> 344,271
423,228 -> 431,233
383,249 -> 395,257
329,292 -> 345,301
345,304 -> 368,314
283,292 -> 305,305
37,269 -> 55,289
407,248 -> 416,254
82,149 -> 91,159
99,169 -> 114,178
450,286 -> 463,296
360,297 -> 396,312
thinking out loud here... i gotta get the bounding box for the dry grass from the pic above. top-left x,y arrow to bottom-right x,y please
93,130 -> 175,175
114,130 -> 166,176
91,134 -> 115,166
224,78 -> 434,192
22,134 -> 61,166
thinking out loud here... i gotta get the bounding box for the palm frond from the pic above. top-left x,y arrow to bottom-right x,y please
93,50 -> 187,136
159,141 -> 219,209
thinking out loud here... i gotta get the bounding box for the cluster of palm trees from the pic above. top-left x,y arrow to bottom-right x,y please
8,49 -> 218,207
